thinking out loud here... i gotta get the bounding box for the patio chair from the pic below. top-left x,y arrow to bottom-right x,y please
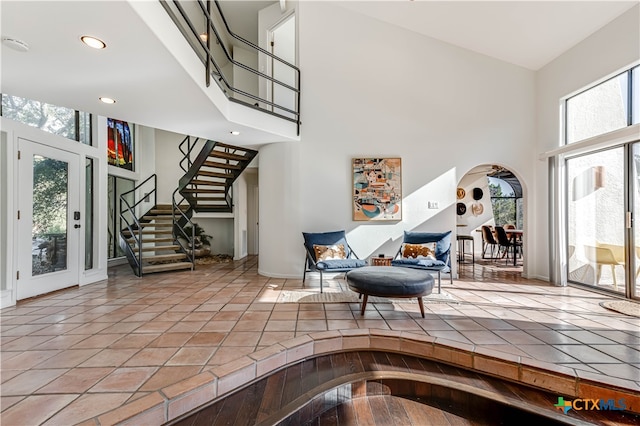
392,230 -> 453,293
302,230 -> 367,293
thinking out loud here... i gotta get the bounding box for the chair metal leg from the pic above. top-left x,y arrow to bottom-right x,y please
436,271 -> 441,294
319,271 -> 324,293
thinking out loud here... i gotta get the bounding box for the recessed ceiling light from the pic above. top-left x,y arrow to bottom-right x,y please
199,33 -> 208,42
230,131 -> 240,135
99,97 -> 116,104
81,35 -> 106,49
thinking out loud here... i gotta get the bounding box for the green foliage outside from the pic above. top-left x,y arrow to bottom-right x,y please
33,157 -> 68,237
2,95 -> 76,139
489,182 -> 520,227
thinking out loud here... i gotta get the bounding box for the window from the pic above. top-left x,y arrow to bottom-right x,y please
1,94 -> 92,145
107,118 -> 134,171
107,175 -> 135,259
565,67 -> 637,144
488,177 -> 523,229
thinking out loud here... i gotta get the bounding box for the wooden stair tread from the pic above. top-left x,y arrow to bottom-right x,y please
182,188 -> 226,194
189,179 -> 228,187
126,237 -> 174,244
202,160 -> 241,170
143,262 -> 192,274
208,150 -> 249,162
141,253 -> 187,261
138,245 -> 181,252
197,170 -> 235,179
123,229 -> 172,235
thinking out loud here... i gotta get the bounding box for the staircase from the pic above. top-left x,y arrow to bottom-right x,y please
119,140 -> 257,277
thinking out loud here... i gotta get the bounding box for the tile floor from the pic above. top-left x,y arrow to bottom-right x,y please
1,256 -> 639,425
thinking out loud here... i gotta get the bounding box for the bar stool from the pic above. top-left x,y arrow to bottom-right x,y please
456,234 -> 475,264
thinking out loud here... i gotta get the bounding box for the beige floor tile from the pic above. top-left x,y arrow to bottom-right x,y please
89,367 -> 158,392
36,367 -> 114,394
0,394 -> 79,425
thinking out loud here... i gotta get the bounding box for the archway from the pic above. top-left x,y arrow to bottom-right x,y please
456,164 -> 525,274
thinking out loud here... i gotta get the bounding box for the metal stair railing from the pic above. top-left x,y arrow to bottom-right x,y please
171,190 -> 196,269
119,174 -> 157,277
160,0 -> 301,135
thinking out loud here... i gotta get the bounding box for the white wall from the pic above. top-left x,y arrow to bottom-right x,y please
536,5 -> 640,282
258,2 -> 536,278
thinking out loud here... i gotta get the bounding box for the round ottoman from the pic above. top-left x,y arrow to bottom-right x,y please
346,266 -> 434,317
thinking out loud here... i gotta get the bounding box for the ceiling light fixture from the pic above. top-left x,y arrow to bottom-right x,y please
80,35 -> 106,49
230,131 -> 240,136
199,32 -> 208,42
99,97 -> 116,104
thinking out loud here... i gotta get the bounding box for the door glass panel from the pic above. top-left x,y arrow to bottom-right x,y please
107,175 -> 134,259
32,155 -> 68,275
567,148 -> 625,293
85,158 -> 94,270
633,143 -> 640,298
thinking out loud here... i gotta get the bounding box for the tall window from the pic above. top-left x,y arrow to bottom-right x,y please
563,64 -> 640,298
0,94 -> 92,145
565,66 -> 638,144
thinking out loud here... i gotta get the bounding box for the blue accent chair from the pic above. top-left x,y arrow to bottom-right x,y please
391,230 -> 453,293
302,230 -> 367,293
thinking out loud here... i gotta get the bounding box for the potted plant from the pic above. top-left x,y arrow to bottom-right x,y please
183,223 -> 212,256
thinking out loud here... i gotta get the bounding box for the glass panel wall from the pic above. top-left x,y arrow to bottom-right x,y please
107,175 -> 135,259
567,147 -> 626,294
32,155 -> 69,275
566,72 -> 629,144
1,94 -> 92,145
85,158 -> 94,270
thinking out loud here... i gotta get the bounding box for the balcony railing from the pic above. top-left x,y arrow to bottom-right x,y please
160,0 -> 301,135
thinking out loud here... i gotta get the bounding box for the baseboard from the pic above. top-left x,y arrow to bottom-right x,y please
258,268 -> 307,279
0,289 -> 14,309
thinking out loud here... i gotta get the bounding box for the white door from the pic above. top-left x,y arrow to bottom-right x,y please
269,14 -> 296,119
17,139 -> 81,299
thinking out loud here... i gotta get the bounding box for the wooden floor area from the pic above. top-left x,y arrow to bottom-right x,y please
169,351 -> 639,426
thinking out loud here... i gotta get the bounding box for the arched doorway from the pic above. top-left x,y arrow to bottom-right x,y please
456,164 -> 524,274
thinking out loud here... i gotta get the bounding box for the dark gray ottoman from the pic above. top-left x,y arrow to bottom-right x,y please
346,266 -> 434,318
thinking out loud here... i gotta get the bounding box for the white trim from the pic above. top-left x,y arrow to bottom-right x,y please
539,124 -> 640,160
561,60 -> 639,102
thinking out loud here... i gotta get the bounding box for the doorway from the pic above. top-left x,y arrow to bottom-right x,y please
17,139 -> 81,299
457,164 -> 524,271
268,12 -> 296,119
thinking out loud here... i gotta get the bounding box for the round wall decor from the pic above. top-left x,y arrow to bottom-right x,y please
471,202 -> 484,216
472,187 -> 483,200
456,187 -> 465,200
456,202 -> 467,216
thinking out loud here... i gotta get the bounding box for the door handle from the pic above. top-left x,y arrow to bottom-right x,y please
74,224 -> 81,229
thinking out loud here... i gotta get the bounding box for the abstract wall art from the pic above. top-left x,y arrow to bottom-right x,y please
352,158 -> 402,221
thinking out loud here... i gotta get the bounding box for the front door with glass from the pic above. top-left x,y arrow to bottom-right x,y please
17,139 -> 80,299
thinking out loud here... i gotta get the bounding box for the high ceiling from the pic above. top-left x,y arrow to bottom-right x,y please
338,1 -> 638,70
1,1 -> 637,144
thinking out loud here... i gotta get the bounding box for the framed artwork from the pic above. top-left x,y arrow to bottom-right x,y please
107,118 -> 134,171
352,158 -> 402,221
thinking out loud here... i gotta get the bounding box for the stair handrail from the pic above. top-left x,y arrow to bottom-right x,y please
160,0 -> 301,134
178,136 -> 206,173
119,174 -> 158,276
178,139 -> 218,208
171,190 -> 196,267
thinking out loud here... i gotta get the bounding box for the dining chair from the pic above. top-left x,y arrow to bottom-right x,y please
494,226 -> 522,264
481,225 -> 498,260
